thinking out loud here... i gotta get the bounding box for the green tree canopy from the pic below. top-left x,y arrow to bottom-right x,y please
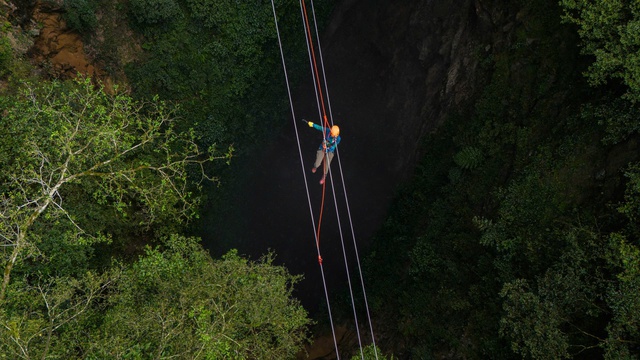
0,77 -> 229,301
0,236 -> 311,359
561,0 -> 640,102
94,236 -> 310,359
0,76 -> 308,359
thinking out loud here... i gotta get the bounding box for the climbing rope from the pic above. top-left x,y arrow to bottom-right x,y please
302,0 -> 379,358
302,0 -> 367,358
270,1 -> 340,358
272,1 -> 378,359
301,0 -> 330,130
307,0 -> 379,357
299,0 -> 331,250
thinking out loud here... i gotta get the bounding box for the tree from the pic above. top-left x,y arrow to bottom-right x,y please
125,0 -> 312,152
63,0 -> 98,32
499,279 -> 571,360
602,165 -> 640,359
0,265 -> 118,359
92,236 -> 310,359
605,234 -> 640,360
560,1 -> 640,145
499,229 -> 609,360
350,344 -> 395,360
0,77 -> 230,302
0,236 -> 311,359
560,0 -> 640,102
129,0 -> 181,25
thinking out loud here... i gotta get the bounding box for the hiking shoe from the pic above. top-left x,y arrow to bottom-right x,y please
311,167 -> 317,173
319,176 -> 325,185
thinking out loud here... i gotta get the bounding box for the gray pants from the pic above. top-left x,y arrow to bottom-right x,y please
314,150 -> 334,175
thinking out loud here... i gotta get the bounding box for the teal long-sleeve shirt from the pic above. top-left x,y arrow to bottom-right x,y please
313,123 -> 341,153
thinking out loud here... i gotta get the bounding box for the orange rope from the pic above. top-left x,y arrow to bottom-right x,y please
302,0 -> 330,253
316,153 -> 328,249
301,0 -> 330,129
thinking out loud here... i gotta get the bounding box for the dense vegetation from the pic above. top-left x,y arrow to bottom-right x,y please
0,0 -> 317,358
365,1 -> 640,359
2,0 -> 639,359
0,75 -> 310,358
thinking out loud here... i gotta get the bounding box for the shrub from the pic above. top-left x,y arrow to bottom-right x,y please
129,0 -> 181,26
0,35 -> 11,77
453,146 -> 484,170
63,0 -> 98,32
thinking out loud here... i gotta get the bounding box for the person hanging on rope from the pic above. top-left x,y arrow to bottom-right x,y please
306,120 -> 341,184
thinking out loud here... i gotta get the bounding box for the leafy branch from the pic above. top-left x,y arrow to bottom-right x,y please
0,77 -> 231,302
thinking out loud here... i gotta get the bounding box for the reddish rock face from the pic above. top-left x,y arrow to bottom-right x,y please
27,2 -> 113,91
31,7 -> 92,78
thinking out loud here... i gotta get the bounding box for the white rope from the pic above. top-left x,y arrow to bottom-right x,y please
309,0 -> 379,358
303,3 -> 366,353
299,0 -> 326,130
270,1 -> 340,358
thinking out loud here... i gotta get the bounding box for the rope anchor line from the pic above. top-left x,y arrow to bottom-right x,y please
271,1 -> 378,359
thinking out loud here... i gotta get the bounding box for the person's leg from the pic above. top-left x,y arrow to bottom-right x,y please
323,152 -> 334,175
314,149 -> 324,170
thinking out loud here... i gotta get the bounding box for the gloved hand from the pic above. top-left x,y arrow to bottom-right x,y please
308,121 -> 314,127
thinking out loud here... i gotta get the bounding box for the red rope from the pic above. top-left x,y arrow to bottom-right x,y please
302,0 -> 330,249
301,0 -> 330,129
316,153 -> 327,247
272,2 -> 341,356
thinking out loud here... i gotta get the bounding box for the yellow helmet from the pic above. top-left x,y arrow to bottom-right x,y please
330,125 -> 340,137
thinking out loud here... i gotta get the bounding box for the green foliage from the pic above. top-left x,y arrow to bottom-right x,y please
125,0 -> 308,154
499,226 -> 610,359
605,234 -> 640,360
480,167 -> 562,256
129,0 -> 181,26
600,165 -> 640,358
0,267 -> 118,359
581,97 -> 640,144
0,76 -> 226,301
0,236 -> 311,358
0,35 -> 11,77
350,344 -> 395,360
560,0 -> 640,102
500,279 -> 571,359
0,31 -> 33,84
617,162 -> 640,224
453,146 -> 484,170
0,2 -> 324,357
63,0 -> 98,32
93,236 -> 310,359
363,1 -> 635,358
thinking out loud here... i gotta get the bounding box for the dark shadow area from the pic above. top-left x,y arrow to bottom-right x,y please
198,0 -> 405,314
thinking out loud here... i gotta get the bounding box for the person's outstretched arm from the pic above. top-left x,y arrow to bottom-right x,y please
307,121 -> 327,132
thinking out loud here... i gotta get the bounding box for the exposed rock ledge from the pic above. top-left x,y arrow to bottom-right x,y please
30,2 -> 108,84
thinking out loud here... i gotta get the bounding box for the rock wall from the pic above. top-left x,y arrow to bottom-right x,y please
30,2 -> 102,80
5,0 -> 116,88
293,1 -> 532,357
219,0 -> 520,316
198,1 -> 509,324
320,0 -> 516,182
